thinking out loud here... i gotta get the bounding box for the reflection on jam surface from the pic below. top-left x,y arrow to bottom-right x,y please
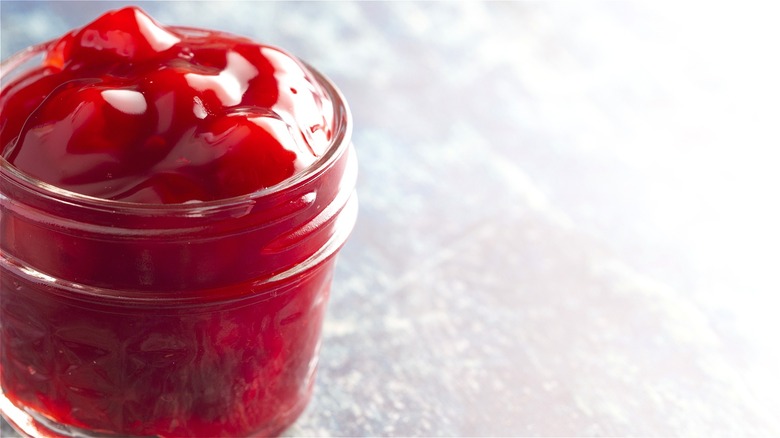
0,6 -> 333,203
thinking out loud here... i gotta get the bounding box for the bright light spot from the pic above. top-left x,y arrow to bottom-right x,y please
101,89 -> 147,115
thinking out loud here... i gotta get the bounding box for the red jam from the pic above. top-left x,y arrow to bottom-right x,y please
1,6 -> 332,204
0,7 -> 356,437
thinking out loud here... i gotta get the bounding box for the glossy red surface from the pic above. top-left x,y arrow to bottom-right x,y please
0,6 -> 332,204
0,7 -> 355,437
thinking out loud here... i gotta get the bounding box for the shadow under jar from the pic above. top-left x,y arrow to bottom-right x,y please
0,41 -> 357,437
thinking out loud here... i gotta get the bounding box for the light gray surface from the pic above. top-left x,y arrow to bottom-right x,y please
2,1 -> 780,436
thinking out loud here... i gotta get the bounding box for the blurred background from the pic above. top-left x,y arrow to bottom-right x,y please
2,1 -> 780,435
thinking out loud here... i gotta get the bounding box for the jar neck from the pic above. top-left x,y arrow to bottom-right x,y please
0,142 -> 357,298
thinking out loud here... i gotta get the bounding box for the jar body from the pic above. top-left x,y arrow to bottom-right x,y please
0,257 -> 337,437
0,45 -> 357,437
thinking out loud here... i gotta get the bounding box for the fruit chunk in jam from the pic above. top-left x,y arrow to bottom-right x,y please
0,6 -> 354,437
0,6 -> 332,204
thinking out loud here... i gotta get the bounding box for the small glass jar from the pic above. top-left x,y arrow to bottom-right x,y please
0,42 -> 357,437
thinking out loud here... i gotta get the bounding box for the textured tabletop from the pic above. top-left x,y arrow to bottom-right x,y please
2,1 -> 780,436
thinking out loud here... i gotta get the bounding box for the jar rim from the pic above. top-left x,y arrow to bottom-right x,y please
0,36 -> 353,216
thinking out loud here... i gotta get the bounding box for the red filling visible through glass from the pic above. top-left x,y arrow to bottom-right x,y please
0,6 -> 333,204
0,7 -> 348,437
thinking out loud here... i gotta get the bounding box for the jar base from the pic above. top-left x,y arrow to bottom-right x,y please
1,387 -> 142,438
0,382 -> 315,438
1,388 -> 71,438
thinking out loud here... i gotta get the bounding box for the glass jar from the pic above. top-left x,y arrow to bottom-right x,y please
0,43 -> 357,437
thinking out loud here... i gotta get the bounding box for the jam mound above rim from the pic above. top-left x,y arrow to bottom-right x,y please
0,34 -> 353,215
